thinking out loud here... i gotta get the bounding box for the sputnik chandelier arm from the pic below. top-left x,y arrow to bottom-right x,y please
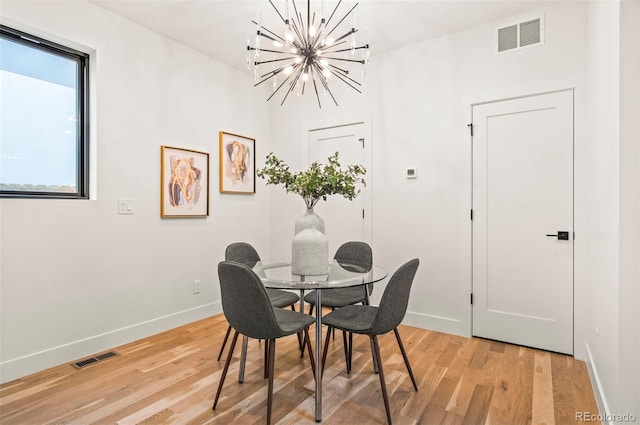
247,0 -> 370,108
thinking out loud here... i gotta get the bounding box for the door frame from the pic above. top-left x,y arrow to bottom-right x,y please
469,88 -> 576,352
302,114 -> 373,246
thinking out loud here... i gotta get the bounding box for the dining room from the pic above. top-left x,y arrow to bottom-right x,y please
0,0 -> 638,424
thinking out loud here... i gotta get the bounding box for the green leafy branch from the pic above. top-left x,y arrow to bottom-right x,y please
256,152 -> 366,209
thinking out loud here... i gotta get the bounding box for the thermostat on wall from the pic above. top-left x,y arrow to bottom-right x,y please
406,168 -> 418,179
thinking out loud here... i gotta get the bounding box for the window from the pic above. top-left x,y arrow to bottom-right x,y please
0,25 -> 89,199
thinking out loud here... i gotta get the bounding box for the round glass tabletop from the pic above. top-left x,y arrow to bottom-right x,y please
253,259 -> 388,289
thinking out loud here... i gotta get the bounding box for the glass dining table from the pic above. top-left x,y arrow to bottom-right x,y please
253,259 -> 388,422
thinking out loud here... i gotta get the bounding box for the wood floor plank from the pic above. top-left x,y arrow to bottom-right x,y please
418,375 -> 459,424
531,351 -> 555,425
461,384 -> 494,425
551,352 -> 577,425
0,315 -> 600,425
570,356 -> 600,419
487,343 -> 520,425
510,347 -> 536,425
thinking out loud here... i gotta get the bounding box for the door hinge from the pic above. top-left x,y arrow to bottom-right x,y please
470,209 -> 473,220
470,293 -> 474,305
359,138 -> 365,148
467,123 -> 473,137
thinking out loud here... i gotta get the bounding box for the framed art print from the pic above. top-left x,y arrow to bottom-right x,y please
219,131 -> 255,194
160,146 -> 209,218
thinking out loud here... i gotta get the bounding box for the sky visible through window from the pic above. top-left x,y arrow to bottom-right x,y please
0,36 -> 79,189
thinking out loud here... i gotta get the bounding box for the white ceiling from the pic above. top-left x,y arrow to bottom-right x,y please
89,0 -> 558,72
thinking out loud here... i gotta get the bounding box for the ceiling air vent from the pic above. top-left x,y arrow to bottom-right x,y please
496,15 -> 544,54
498,25 -> 518,52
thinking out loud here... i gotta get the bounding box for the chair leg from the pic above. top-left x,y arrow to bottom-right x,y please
264,339 -> 269,379
299,330 -> 305,359
393,328 -> 418,391
238,335 -> 249,383
371,335 -> 393,425
304,328 -> 316,381
291,304 -> 305,358
213,330 -> 239,410
370,337 -> 380,374
217,325 -> 232,361
300,303 -> 314,355
322,326 -> 332,376
348,332 -> 353,374
341,330 -> 350,373
266,338 -> 276,425
331,308 -> 336,339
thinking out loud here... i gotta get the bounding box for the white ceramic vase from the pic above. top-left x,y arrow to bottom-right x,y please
291,208 -> 329,275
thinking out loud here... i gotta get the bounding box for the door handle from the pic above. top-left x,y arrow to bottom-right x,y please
546,231 -> 570,240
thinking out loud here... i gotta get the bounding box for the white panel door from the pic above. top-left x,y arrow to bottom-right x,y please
309,123 -> 368,256
472,90 -> 574,354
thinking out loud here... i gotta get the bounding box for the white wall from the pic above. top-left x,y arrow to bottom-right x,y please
0,0 -> 272,383
268,2 -> 589,340
582,2 -> 622,418
618,1 -> 640,418
584,0 -> 640,421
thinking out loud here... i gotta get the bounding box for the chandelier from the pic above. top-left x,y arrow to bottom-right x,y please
247,0 -> 370,108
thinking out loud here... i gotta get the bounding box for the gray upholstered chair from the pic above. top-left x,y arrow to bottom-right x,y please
212,261 -> 315,425
303,241 -> 373,370
303,241 -> 374,314
320,258 -> 420,425
217,242 -> 300,362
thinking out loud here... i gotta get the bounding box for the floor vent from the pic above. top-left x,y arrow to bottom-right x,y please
72,351 -> 119,369
496,15 -> 544,54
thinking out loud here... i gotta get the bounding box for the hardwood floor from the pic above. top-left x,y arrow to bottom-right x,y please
0,313 -> 600,425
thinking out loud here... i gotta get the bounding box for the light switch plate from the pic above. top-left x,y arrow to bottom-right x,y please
406,168 -> 418,179
118,198 -> 134,214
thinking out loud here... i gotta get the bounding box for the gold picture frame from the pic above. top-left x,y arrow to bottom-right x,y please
160,145 -> 209,218
219,131 -> 256,194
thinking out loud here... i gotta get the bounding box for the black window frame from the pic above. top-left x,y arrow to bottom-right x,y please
0,25 -> 90,199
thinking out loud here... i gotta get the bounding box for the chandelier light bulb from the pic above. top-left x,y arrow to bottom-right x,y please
302,73 -> 308,82
273,40 -> 283,47
309,25 -> 317,37
284,65 -> 293,75
294,57 -> 302,64
322,68 -> 331,78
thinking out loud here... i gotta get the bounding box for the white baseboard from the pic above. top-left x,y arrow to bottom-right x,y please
403,310 -> 468,337
585,343 -> 614,425
0,302 -> 222,384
